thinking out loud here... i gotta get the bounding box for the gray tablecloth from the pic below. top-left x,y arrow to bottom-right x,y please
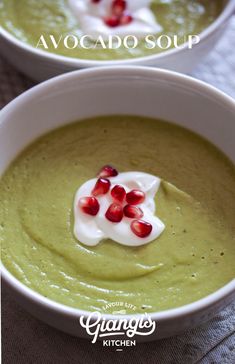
1,17 -> 235,364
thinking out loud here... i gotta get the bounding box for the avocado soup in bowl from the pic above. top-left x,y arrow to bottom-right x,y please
0,67 -> 235,339
0,0 -> 234,80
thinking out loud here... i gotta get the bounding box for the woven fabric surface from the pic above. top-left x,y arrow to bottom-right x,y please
1,16 -> 235,364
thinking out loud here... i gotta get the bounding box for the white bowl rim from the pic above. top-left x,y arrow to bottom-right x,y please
0,66 -> 235,322
0,0 -> 234,67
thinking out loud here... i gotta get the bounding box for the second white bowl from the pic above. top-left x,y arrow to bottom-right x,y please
0,0 -> 234,80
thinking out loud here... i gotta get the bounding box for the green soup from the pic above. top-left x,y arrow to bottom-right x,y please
1,116 -> 235,313
0,0 -> 224,60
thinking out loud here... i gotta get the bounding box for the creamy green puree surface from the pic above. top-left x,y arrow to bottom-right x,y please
0,0 -> 224,60
1,116 -> 235,314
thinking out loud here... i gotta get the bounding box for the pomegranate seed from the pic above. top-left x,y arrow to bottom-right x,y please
104,15 -> 120,27
91,0 -> 101,3
79,196 -> 100,216
120,13 -> 133,25
111,185 -> 126,202
105,203 -> 123,223
131,220 -> 153,238
126,189 -> 145,205
112,0 -> 127,16
92,178 -> 110,196
98,165 -> 118,178
124,205 -> 144,219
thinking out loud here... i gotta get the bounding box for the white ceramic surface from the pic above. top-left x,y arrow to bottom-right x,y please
0,67 -> 235,340
0,1 -> 234,81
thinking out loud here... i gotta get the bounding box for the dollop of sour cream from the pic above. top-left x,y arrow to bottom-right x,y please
74,172 -> 165,247
68,0 -> 162,40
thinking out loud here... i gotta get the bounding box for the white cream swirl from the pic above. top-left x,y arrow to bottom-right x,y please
74,172 -> 165,247
68,0 -> 162,40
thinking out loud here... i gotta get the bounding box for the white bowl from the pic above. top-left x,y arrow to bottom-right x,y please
0,67 -> 235,340
0,1 -> 234,81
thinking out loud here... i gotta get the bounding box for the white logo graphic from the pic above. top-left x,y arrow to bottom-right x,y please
79,303 -> 156,348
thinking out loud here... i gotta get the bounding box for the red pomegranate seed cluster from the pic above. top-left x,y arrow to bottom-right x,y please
78,165 -> 153,238
91,0 -> 133,27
